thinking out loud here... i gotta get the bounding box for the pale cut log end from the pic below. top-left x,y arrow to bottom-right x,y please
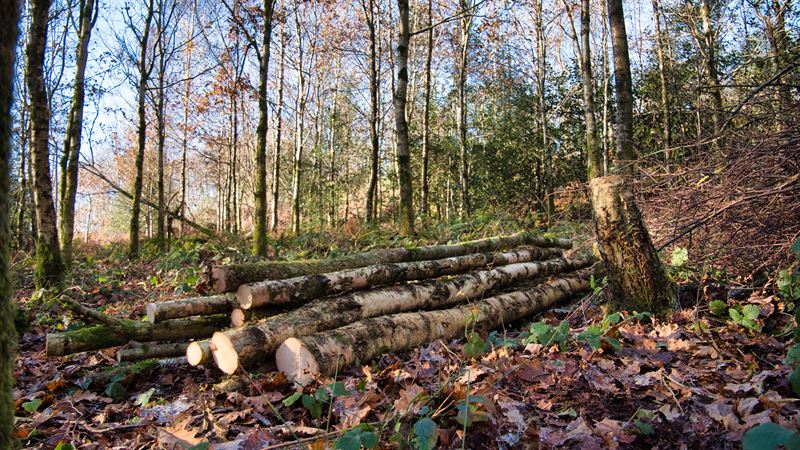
45,334 -> 65,357
145,303 -> 158,323
236,285 -> 253,310
212,267 -> 229,293
231,308 -> 245,327
211,332 -> 239,374
187,341 -> 215,366
276,337 -> 319,387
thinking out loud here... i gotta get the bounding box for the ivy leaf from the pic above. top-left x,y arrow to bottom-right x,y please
329,381 -> 348,397
743,422 -> 800,450
334,434 -> 361,450
359,431 -> 379,449
634,419 -> 654,436
22,398 -> 42,413
105,382 -> 126,402
283,391 -> 302,407
315,385 -> 330,402
412,417 -> 438,450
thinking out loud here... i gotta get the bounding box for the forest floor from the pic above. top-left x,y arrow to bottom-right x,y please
10,219 -> 800,449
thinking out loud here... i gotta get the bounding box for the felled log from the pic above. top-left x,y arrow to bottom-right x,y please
207,257 -> 592,374
236,247 -> 563,309
230,307 -> 284,327
46,315 -> 230,357
146,294 -> 235,323
277,270 -> 592,386
117,341 -> 190,363
186,341 -> 214,366
209,232 -> 572,292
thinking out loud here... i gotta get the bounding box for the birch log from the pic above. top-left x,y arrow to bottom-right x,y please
236,247 -> 563,309
208,257 -> 592,374
209,232 -> 572,292
277,270 -> 592,385
146,294 -> 235,323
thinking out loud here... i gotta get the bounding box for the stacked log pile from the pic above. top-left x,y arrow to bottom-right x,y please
45,233 -> 594,385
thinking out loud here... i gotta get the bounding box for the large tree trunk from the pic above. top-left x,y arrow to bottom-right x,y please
253,0 -> 275,256
270,13 -> 285,232
277,270 -> 592,385
607,0 -> 634,173
210,257 -> 591,374
0,0 -> 21,445
27,0 -> 64,288
146,294 -> 235,323
652,0 -> 672,165
129,0 -> 155,258
46,314 -> 229,356
581,0 -> 601,180
59,0 -> 97,267
237,247 -> 563,309
590,175 -> 675,315
154,0 -> 169,249
208,232 -> 572,292
364,0 -> 379,223
394,0 -> 414,234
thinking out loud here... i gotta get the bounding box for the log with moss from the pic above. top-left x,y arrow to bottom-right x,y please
230,307 -> 285,327
277,270 -> 592,385
237,247 -> 563,309
46,314 -> 230,357
117,341 -> 190,363
209,232 -> 572,293
207,256 -> 592,374
145,294 -> 235,323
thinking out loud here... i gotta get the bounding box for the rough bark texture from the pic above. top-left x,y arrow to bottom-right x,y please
46,314 -> 229,356
290,0 -> 305,235
364,0 -> 379,223
129,0 -> 155,258
652,0 -> 672,162
0,0 -> 20,445
27,0 -> 64,288
456,0 -> 473,218
270,17 -> 285,232
59,0 -> 97,267
209,233 -> 572,292
394,0 -> 414,234
253,0 -> 276,256
146,294 -> 235,323
590,175 -> 675,315
607,0 -> 635,173
211,256 -> 591,374
277,270 -> 592,385
420,0 -> 433,218
699,0 -> 723,135
237,247 -> 562,309
117,341 -> 188,363
581,0 -> 601,179
230,307 -> 284,327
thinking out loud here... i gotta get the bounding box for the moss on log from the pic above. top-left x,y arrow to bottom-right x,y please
117,341 -> 190,363
209,232 -> 572,292
277,270 -> 593,386
46,314 -> 230,357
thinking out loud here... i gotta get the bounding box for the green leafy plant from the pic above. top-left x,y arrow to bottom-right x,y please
22,398 -> 42,413
286,381 -> 350,420
729,304 -> 762,331
668,246 -> 693,280
576,312 -> 623,351
708,300 -> 728,316
589,274 -> 607,295
744,422 -> 800,450
454,394 -> 491,427
411,417 -> 438,450
522,320 -> 570,351
335,424 -> 379,450
463,331 -> 487,358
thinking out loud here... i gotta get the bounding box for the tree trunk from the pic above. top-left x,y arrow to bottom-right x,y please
652,0 -> 672,165
590,175 -> 675,315
230,307 -> 284,327
179,1 -> 194,235
208,232 -> 572,292
699,0 -> 722,136
129,0 -> 155,258
271,13 -> 285,232
290,0 -> 305,235
27,0 -> 64,288
607,0 -> 635,174
59,0 -> 97,267
155,2 -> 168,249
535,0 -> 553,217
0,0 -> 21,445
253,0 -> 276,255
238,247 -> 562,309
117,341 -> 188,363
394,0 -> 414,234
364,0 -> 379,223
420,0 -> 433,219
146,294 -> 235,323
212,257 -> 591,374
277,270 -> 591,385
46,314 -> 229,357
457,0 -> 472,218
581,0 -> 601,180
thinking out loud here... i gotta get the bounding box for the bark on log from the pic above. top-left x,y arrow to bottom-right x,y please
237,247 -> 563,309
117,341 -> 189,363
230,307 -> 285,327
208,232 -> 572,292
186,340 -> 215,366
46,314 -> 229,357
146,294 -> 235,323
209,257 -> 592,374
589,175 -> 676,315
277,270 -> 593,386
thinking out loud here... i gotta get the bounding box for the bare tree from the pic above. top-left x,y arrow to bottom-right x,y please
394,0 -> 413,234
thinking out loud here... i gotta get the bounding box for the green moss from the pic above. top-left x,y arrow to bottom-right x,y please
34,240 -> 64,289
